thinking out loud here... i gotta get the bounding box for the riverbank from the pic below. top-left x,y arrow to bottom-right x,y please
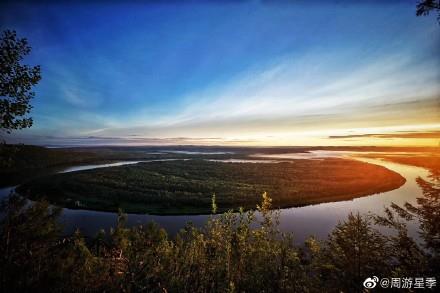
17,157 -> 405,214
1,149 -> 432,243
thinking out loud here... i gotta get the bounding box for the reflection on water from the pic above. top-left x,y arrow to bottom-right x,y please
251,150 -> 347,160
208,159 -> 281,163
252,150 -> 430,160
59,154 -> 431,243
161,150 -> 234,155
276,157 -> 429,242
0,159 -> 187,199
59,161 -> 146,173
59,159 -> 189,173
0,186 -> 15,199
0,152 -> 432,243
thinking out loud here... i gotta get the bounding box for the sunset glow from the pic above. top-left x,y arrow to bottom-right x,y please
1,1 -> 439,147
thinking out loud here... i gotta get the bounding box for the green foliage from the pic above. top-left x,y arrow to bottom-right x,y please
18,158 -> 405,214
320,213 -> 391,292
0,144 -> 178,186
0,194 -> 61,291
375,174 -> 440,275
0,30 -> 41,134
416,0 -> 440,24
211,193 -> 217,214
0,187 -> 436,292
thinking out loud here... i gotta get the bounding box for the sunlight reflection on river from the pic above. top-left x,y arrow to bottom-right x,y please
0,151 -> 431,243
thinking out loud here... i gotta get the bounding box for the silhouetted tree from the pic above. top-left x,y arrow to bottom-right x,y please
417,0 -> 440,24
376,173 -> 440,275
0,194 -> 61,291
319,213 -> 391,292
0,30 -> 41,134
0,191 -> 436,292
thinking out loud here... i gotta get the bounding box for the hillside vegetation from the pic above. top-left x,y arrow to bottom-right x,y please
1,184 -> 439,292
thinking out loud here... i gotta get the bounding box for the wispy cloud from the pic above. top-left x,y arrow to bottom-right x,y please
91,48 -> 439,143
61,87 -> 103,108
147,49 -> 438,127
3,0 -> 439,146
329,131 -> 440,139
4,134 -> 257,146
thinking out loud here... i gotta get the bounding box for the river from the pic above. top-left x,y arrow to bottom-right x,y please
0,151 -> 430,243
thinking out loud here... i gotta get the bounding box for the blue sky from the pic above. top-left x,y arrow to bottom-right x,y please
1,0 -> 439,146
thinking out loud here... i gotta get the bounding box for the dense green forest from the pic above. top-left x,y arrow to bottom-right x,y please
17,158 -> 405,214
0,144 -> 236,187
1,3 -> 439,290
1,174 -> 439,292
0,145 -> 119,186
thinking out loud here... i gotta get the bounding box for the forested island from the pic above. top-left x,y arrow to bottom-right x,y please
17,156 -> 405,214
1,2 -> 439,290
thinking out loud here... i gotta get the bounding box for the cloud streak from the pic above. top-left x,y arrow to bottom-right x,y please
2,0 -> 439,146
329,131 -> 440,140
91,49 -> 439,144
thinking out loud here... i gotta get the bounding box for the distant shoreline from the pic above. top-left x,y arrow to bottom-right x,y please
17,156 -> 406,215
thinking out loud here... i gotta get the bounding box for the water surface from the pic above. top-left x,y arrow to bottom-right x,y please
161,150 -> 234,155
0,152 -> 430,243
59,153 -> 430,242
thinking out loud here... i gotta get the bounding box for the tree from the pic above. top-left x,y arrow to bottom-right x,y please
375,174 -> 440,275
320,213 -> 391,292
0,30 -> 41,134
416,0 -> 440,24
0,194 -> 62,291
